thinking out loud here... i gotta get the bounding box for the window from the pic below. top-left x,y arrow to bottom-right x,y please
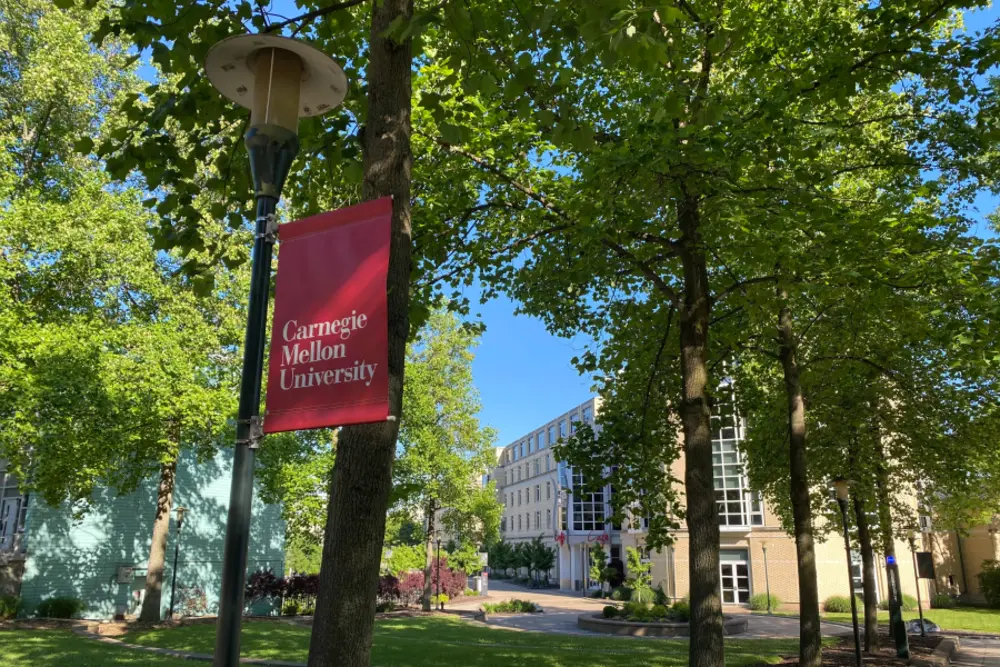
712,389 -> 763,527
546,455 -> 551,472
518,515 -> 522,531
583,406 -> 593,423
518,490 -> 522,505
525,463 -> 530,479
527,437 -> 533,454
535,511 -> 540,529
559,419 -> 567,438
535,484 -> 540,502
534,459 -> 540,476
546,482 -> 551,499
570,413 -> 579,434
520,442 -> 525,458
513,447 -> 519,461
560,505 -> 568,530
517,467 -> 522,482
546,509 -> 552,528
548,425 -> 556,444
501,517 -> 507,532
0,461 -> 28,553
571,470 -> 606,531
538,431 -> 546,449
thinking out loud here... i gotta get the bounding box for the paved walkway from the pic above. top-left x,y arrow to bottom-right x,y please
954,638 -> 1000,666
450,580 -> 855,639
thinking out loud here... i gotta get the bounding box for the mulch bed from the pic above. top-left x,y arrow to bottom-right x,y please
771,632 -> 942,666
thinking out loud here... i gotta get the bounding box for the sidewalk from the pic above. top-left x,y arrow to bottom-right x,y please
953,638 -> 1000,666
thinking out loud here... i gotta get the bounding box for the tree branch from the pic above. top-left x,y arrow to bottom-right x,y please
639,305 -> 676,444
264,0 -> 368,34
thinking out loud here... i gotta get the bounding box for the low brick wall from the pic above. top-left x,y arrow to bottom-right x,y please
577,613 -> 748,637
911,636 -> 960,667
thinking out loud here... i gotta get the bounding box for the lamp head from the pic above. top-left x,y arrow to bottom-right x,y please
205,34 -> 347,197
205,34 -> 347,133
176,506 -> 188,528
832,477 -> 850,502
760,541 -> 767,552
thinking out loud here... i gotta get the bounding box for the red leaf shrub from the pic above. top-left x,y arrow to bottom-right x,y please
395,557 -> 467,606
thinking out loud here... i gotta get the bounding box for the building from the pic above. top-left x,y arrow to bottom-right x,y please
493,393 -> 935,609
0,449 -> 284,619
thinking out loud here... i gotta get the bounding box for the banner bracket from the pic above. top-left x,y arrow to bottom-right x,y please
256,213 -> 279,244
236,416 -> 265,449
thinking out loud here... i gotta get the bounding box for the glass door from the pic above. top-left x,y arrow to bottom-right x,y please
720,549 -> 751,604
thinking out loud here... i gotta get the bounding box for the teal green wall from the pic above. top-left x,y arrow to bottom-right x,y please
18,449 -> 285,619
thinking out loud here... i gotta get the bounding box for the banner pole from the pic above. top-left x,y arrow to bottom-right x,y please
214,194 -> 278,667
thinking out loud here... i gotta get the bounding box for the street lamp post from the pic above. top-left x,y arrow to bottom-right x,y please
168,507 -> 188,619
436,537 -> 442,610
761,542 -> 772,615
204,34 -> 346,667
833,477 -> 863,667
909,534 -> 926,637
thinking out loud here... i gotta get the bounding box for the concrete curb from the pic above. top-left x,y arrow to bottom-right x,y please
71,625 -> 307,666
910,635 -> 960,667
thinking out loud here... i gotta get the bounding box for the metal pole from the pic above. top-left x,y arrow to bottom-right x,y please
763,546 -> 772,615
213,194 -> 278,667
169,534 -> 181,619
436,539 -> 441,610
838,497 -> 863,667
910,537 -> 926,637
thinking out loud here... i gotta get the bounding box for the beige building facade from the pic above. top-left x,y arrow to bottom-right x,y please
491,394 -> 939,610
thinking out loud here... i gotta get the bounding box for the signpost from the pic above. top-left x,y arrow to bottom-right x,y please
885,554 -> 910,658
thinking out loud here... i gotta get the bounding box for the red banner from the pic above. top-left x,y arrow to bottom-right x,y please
263,197 -> 392,434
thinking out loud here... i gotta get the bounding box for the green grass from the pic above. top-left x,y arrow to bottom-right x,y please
0,629 -> 194,667
758,606 -> 1000,634
117,615 -> 802,666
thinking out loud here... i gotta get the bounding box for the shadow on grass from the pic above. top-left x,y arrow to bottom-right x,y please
0,629 -> 194,666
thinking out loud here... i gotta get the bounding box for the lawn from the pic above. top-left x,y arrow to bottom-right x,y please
759,606 -> 1000,634
0,615 -> 808,667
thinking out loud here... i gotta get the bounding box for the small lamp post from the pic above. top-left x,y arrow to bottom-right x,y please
436,535 -> 443,610
205,33 -> 346,667
833,477 -> 862,667
761,541 -> 772,615
908,533 -> 926,637
168,506 -> 188,620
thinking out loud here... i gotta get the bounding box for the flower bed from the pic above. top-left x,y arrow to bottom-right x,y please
577,613 -> 749,637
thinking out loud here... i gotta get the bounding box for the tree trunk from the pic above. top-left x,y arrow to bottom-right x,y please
776,297 -> 822,667
307,0 -> 413,664
853,491 -> 880,652
423,501 -> 435,611
676,197 -> 724,667
139,457 -> 177,622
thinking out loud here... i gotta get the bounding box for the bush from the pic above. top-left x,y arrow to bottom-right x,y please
824,595 -> 862,613
602,605 -> 618,618
245,569 -> 284,609
650,604 -> 669,619
670,600 -> 690,622
653,585 -> 668,606
610,586 -> 632,601
481,599 -> 539,613
35,596 -> 84,619
464,588 -> 477,597
588,589 -> 604,599
430,593 -> 449,607
0,595 -> 20,620
931,593 -> 956,609
749,593 -> 780,611
979,560 -> 1000,608
623,600 -> 649,618
877,594 -> 918,611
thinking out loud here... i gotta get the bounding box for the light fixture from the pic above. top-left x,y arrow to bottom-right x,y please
832,477 -> 850,502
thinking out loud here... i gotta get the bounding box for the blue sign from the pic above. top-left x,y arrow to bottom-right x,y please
886,555 -> 897,565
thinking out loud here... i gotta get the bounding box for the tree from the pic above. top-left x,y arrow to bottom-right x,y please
528,536 -> 556,586
0,0 -> 246,623
392,309 -> 498,610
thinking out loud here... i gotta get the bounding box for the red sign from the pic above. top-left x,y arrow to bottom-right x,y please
263,197 -> 392,433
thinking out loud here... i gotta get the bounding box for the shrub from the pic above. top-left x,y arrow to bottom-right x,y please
282,599 -> 303,616
824,595 -> 862,613
36,596 -> 84,619
623,600 -> 650,619
0,595 -> 21,620
481,599 -> 540,613
176,586 -> 209,617
749,593 -> 780,611
378,574 -> 401,605
670,600 -> 690,622
877,594 -> 918,612
650,604 -> 669,619
653,585 -> 668,606
245,569 -> 283,609
610,586 -> 632,601
602,605 -> 618,618
979,560 -> 1000,608
588,590 -> 604,599
430,593 -> 449,607
931,593 -> 956,609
